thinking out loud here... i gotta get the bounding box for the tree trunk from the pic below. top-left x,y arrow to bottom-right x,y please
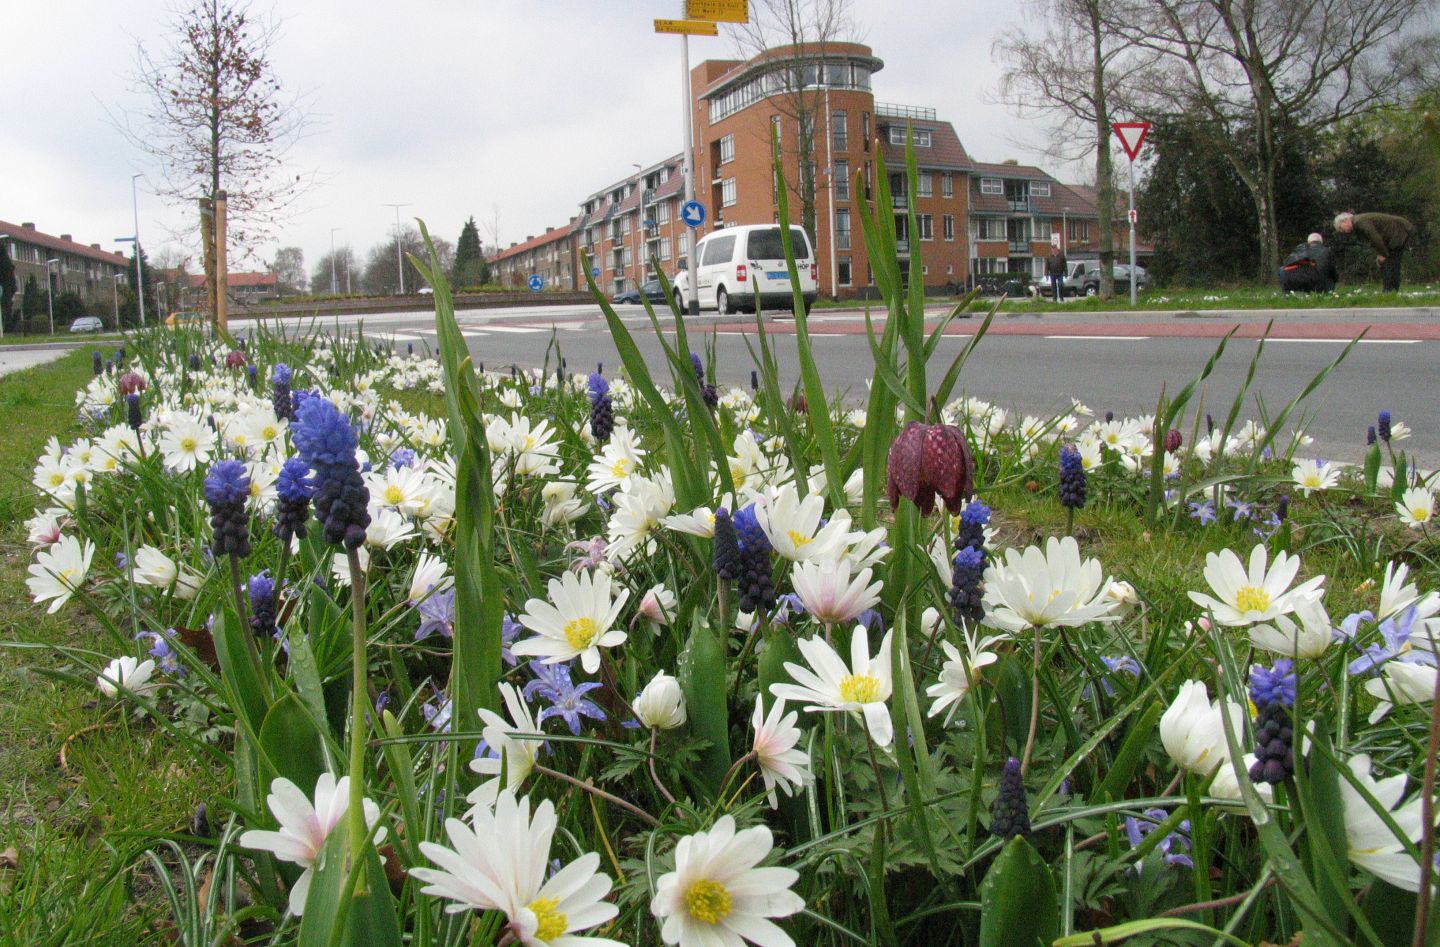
1090,3 -> 1116,299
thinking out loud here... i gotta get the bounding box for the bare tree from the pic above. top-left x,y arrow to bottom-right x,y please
995,0 -> 1153,298
270,246 -> 305,295
728,0 -> 864,240
1108,0 -> 1436,277
120,0 -> 310,277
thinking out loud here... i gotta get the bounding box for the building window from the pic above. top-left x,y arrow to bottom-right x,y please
942,172 -> 953,197
979,177 -> 1003,195
834,159 -> 849,200
622,246 -> 632,266
1029,180 -> 1052,196
1068,220 -> 1092,243
656,201 -> 670,225
918,214 -> 934,240
832,110 -> 847,151
660,240 -> 670,261
943,214 -> 955,241
976,218 -> 1006,240
917,173 -> 933,198
863,160 -> 873,200
679,232 -> 690,257
836,209 -> 851,250
771,115 -> 782,142
721,178 -> 737,207
862,111 -> 870,151
837,258 -> 852,287
887,126 -> 932,147
719,134 -> 735,165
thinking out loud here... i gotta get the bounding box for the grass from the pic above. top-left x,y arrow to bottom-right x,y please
0,351 -> 216,944
994,282 -> 1440,314
0,332 -> 127,347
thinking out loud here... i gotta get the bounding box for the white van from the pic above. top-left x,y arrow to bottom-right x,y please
673,224 -> 818,314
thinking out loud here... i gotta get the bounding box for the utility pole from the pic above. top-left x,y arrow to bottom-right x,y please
330,227 -> 341,295
680,1 -> 699,317
45,259 -> 59,335
132,173 -> 147,327
112,273 -> 123,326
382,203 -> 412,294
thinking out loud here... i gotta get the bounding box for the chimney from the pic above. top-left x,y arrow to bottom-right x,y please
526,235 -> 535,241
21,222 -> 35,229
61,234 -> 72,242
90,243 -> 101,249
546,226 -> 554,233
1002,159 -> 1019,166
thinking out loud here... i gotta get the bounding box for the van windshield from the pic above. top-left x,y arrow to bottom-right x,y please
746,227 -> 809,260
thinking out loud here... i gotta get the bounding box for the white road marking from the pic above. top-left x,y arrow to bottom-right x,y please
378,332 -> 425,341
1269,337 -> 1419,344
1045,335 -> 1149,341
479,325 -> 548,334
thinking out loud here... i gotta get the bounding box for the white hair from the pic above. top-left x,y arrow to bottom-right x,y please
1308,232 -> 1324,244
1333,212 -> 1354,229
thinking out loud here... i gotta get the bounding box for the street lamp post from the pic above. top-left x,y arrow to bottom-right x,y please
632,163 -> 643,287
45,258 -> 59,335
330,227 -> 341,295
132,173 -> 147,327
111,273 -> 124,326
0,234 -> 9,338
1062,206 -> 1070,254
382,203 -> 412,295
155,280 -> 166,321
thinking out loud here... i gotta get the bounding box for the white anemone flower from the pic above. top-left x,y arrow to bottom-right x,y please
605,473 -> 675,562
1364,662 -> 1438,723
1159,680 -> 1245,775
660,492 -> 735,538
1340,754 -> 1434,893
651,815 -> 805,947
586,428 -> 646,494
365,506 -> 417,550
752,484 -> 850,563
637,584 -> 678,627
409,552 -> 452,603
1291,458 -> 1340,497
541,481 -> 588,528
790,557 -> 883,626
750,695 -> 812,807
770,625 -> 895,747
96,656 -> 158,698
1210,753 -> 1275,811
1248,595 -> 1333,659
131,544 -> 204,600
1187,544 -> 1325,627
981,536 -> 1119,633
633,672 -> 687,730
412,790 -> 622,946
468,683 -> 544,809
926,629 -> 1006,723
25,509 -> 66,548
512,569 -> 630,674
1396,487 -> 1435,528
158,415 -> 216,472
27,534 -> 94,613
238,774 -> 384,916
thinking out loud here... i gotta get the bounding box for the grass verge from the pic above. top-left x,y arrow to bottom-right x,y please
0,351 -> 217,945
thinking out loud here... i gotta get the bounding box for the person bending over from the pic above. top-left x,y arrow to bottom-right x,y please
1335,211 -> 1415,292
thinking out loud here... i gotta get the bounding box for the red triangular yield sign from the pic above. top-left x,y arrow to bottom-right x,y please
1112,121 -> 1150,161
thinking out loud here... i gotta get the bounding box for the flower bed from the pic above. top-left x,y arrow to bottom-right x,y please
14,206 -> 1440,945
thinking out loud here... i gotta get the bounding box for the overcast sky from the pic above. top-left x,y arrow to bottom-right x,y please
6,0 -> 1063,280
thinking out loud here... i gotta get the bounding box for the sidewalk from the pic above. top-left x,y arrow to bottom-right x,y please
0,348 -> 70,377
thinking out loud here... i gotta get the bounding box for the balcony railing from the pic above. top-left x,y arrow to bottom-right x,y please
836,233 -> 852,251
1008,199 -> 1031,212
895,239 -> 910,254
875,102 -> 937,121
891,194 -> 909,209
1008,241 -> 1031,254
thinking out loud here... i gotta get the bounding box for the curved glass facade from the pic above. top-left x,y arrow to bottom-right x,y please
708,61 -> 873,125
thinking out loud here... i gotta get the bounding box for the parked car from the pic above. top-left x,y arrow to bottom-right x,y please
1062,261 -> 1149,297
672,224 -> 818,314
68,315 -> 104,333
416,286 -> 434,296
612,279 -> 670,306
165,310 -> 206,328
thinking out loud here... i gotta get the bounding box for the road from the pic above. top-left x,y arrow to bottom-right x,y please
243,301 -> 1438,464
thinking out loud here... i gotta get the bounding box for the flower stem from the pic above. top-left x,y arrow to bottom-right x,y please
1021,628 -> 1042,775
1410,660 -> 1440,947
533,763 -> 659,827
648,727 -> 676,806
345,547 -> 371,890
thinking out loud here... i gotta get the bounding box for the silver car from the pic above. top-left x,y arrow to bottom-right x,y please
69,316 -> 105,333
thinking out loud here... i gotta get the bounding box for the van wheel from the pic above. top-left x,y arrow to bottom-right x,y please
716,287 -> 733,315
1084,284 -> 1098,297
673,290 -> 684,312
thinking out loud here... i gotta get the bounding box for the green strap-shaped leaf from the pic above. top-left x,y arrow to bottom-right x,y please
978,836 -> 1058,947
678,611 -> 731,796
258,691 -> 327,796
296,827 -> 402,947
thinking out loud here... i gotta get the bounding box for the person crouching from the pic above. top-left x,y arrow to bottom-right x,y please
1278,232 -> 1339,293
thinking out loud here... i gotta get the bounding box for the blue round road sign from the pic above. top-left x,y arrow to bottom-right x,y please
528,274 -> 543,292
591,265 -> 600,278
680,200 -> 707,228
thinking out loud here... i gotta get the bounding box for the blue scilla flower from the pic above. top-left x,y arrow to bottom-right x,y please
523,661 -> 606,736
136,629 -> 184,678
389,448 -> 417,470
204,460 -> 252,559
1084,655 -> 1143,699
1188,498 -> 1217,525
587,371 -> 609,403
1125,809 -> 1193,872
689,351 -> 705,383
1345,605 -> 1436,676
292,397 -> 359,469
501,614 -> 522,667
415,587 -> 456,641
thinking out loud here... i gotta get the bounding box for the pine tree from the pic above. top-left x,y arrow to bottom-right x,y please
22,274 -> 44,320
452,216 -> 489,289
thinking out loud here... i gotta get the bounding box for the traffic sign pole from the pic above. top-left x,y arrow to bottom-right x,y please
1112,122 -> 1150,308
679,0 -> 700,317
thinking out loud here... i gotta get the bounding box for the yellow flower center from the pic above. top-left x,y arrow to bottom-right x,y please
1413,506 -> 1432,521
528,896 -> 567,941
684,879 -> 733,925
180,437 -> 197,452
787,530 -> 813,549
610,457 -> 631,478
563,617 -> 598,651
384,485 -> 404,505
839,673 -> 881,703
1303,474 -> 1321,488
1235,586 -> 1271,614
58,567 -> 80,589
524,434 -> 537,450
48,473 -> 65,487
261,425 -> 278,440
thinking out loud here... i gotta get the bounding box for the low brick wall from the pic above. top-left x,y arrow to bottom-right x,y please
232,291 -> 595,320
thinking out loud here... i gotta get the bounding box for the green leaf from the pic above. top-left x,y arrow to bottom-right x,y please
1362,880 -> 1440,947
1094,700 -> 1164,803
296,828 -> 401,947
678,611 -> 731,796
212,604 -> 270,737
978,836 -> 1058,947
258,692 -> 328,796
1053,918 -> 1251,947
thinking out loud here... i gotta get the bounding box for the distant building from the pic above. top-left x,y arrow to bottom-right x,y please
489,221 -> 581,291
496,41 -> 1148,300
186,271 -> 279,303
0,220 -> 131,309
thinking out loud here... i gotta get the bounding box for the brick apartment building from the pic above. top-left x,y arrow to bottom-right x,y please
490,220 -> 581,291
489,41 -> 1142,301
0,220 -> 131,310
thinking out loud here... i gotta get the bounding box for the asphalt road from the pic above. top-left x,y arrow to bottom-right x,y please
246,301 -> 1438,464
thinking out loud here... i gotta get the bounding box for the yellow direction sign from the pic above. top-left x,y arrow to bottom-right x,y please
686,0 -> 749,22
654,18 -> 720,35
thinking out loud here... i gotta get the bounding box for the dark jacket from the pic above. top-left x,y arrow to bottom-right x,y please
1351,213 -> 1415,255
1045,251 -> 1068,278
1280,242 -> 1339,292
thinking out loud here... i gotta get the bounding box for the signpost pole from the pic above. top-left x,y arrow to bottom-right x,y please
681,1 -> 699,317
1128,158 -> 1136,307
